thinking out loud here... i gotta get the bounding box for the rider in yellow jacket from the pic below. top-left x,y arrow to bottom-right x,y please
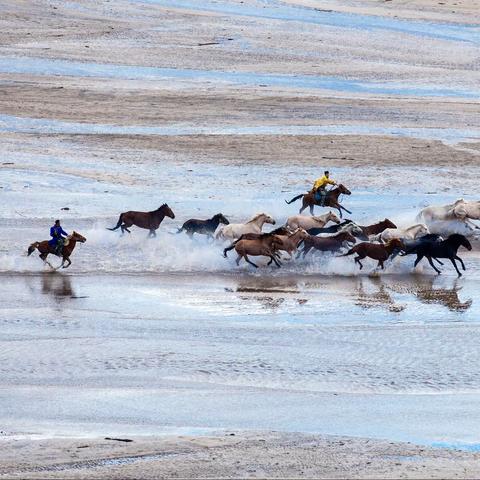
312,170 -> 337,193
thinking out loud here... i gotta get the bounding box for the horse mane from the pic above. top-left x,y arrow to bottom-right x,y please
404,223 -> 427,231
246,213 -> 266,224
151,204 -> 168,213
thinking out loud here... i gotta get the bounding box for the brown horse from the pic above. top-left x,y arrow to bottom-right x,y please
357,218 -> 397,238
301,231 -> 356,258
108,204 -> 175,237
27,231 -> 87,269
223,226 -> 290,258
341,238 -> 404,270
285,184 -> 352,217
235,235 -> 283,268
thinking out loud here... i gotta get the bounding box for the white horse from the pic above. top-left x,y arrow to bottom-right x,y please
286,211 -> 340,231
215,213 -> 276,240
374,223 -> 429,243
418,199 -> 480,232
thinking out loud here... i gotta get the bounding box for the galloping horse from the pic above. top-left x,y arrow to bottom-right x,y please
341,238 -> 404,270
286,211 -> 340,230
403,233 -> 472,277
27,231 -> 87,269
108,204 -> 175,237
215,213 -> 275,241
178,213 -> 229,239
285,184 -> 352,217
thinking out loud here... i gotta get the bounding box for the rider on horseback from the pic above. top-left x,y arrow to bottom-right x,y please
48,220 -> 69,256
312,171 -> 336,206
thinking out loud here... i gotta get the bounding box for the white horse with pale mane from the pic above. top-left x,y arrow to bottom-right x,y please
373,223 -> 429,243
286,211 -> 340,231
215,213 -> 276,240
417,199 -> 480,233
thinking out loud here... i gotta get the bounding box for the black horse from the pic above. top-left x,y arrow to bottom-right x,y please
403,234 -> 472,277
307,219 -> 353,236
178,213 -> 229,239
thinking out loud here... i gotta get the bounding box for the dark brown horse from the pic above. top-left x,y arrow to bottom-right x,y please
27,231 -> 87,269
285,184 -> 352,217
357,218 -> 397,237
108,204 -> 175,237
301,231 -> 356,258
341,238 -> 404,270
178,213 -> 229,239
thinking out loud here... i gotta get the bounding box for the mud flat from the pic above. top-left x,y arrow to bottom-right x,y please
1,432 -> 480,479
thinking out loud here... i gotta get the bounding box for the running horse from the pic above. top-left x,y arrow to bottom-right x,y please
285,184 -> 352,217
27,231 -> 87,269
108,204 -> 175,237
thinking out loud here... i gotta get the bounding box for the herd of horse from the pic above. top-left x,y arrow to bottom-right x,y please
26,187 -> 480,277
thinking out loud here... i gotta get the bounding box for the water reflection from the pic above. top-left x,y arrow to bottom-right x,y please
232,274 -> 473,314
236,277 -> 299,311
388,277 -> 473,313
41,272 -> 74,300
352,276 -> 472,313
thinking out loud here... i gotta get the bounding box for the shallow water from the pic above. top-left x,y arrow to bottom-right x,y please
138,0 -> 480,44
1,113 -> 479,143
1,272 -> 480,449
0,57 -> 477,98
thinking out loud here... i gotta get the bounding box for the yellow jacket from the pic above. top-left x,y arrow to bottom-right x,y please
313,175 -> 336,191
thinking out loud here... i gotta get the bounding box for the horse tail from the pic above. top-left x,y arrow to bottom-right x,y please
339,246 -> 357,257
215,228 -> 224,240
415,210 -> 424,223
107,213 -> 123,231
27,242 -> 39,256
285,193 -> 304,205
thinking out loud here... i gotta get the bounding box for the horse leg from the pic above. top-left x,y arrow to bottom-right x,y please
378,260 -> 385,270
427,256 -> 441,274
455,255 -> 466,271
41,253 -> 55,270
414,255 -> 424,268
299,202 -> 307,214
235,254 -> 242,266
148,229 -> 156,238
302,246 -> 312,258
62,257 -> 71,269
244,255 -> 258,268
309,204 -> 314,215
224,243 -> 236,258
354,256 -> 364,270
340,205 -> 352,215
450,258 -> 462,277
434,258 -> 444,266
270,255 -> 282,268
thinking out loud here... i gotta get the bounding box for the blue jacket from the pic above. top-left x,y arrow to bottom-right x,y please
49,225 -> 68,246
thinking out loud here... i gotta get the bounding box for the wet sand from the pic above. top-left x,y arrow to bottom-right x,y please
2,432 -> 479,479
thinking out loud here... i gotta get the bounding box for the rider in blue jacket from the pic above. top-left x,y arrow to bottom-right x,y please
48,220 -> 69,255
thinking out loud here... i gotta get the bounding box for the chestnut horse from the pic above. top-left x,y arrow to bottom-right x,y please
223,226 -> 290,258
27,231 -> 87,269
285,184 -> 352,217
341,238 -> 404,270
234,235 -> 283,268
357,218 -> 397,238
108,204 -> 175,237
